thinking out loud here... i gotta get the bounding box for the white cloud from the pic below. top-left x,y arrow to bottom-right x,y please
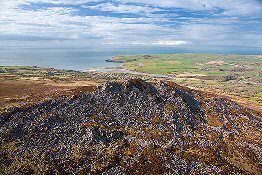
119,0 -> 215,10
83,3 -> 162,14
26,0 -> 100,5
176,23 -> 262,47
153,40 -> 187,46
0,0 -> 171,44
212,0 -> 262,16
0,0 -> 261,49
119,0 -> 262,16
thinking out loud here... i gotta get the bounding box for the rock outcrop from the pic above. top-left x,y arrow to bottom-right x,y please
0,79 -> 261,174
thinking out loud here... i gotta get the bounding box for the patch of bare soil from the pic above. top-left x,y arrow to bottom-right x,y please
169,72 -> 206,77
207,61 -> 225,66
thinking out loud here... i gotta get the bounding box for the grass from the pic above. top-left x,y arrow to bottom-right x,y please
1,53 -> 261,108
116,53 -> 261,75
114,53 -> 262,106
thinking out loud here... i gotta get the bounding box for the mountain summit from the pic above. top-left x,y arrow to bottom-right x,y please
1,79 -> 261,174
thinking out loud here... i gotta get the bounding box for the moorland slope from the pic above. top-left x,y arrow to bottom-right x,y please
1,79 -> 261,174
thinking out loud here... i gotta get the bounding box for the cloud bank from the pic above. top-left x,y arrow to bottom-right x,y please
0,0 -> 261,49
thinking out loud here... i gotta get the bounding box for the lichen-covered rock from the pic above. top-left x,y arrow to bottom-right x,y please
0,79 -> 261,175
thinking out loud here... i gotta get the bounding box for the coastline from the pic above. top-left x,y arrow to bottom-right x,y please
85,66 -> 177,79
1,52 -> 261,113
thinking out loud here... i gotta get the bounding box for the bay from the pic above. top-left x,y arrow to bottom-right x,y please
0,46 -> 260,71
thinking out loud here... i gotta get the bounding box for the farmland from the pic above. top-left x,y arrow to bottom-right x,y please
113,54 -> 262,107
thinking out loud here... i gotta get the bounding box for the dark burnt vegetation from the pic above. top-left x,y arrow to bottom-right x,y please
0,79 -> 261,174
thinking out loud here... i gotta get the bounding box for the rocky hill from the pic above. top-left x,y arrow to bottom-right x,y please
0,79 -> 261,174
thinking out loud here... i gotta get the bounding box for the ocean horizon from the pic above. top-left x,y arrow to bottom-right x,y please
0,46 -> 261,71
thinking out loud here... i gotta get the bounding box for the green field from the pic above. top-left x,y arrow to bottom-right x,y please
114,53 -> 261,74
114,54 -> 262,106
1,54 -> 261,108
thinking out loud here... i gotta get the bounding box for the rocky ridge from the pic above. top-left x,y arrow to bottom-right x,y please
0,79 -> 261,174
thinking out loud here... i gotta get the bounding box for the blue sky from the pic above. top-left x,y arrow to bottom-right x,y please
0,0 -> 261,51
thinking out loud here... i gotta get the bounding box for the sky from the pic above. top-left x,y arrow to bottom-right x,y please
0,0 -> 261,51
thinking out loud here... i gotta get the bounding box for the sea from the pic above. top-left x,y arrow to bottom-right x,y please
0,46 -> 261,71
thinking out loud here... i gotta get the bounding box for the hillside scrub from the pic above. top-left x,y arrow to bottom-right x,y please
0,79 -> 261,174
